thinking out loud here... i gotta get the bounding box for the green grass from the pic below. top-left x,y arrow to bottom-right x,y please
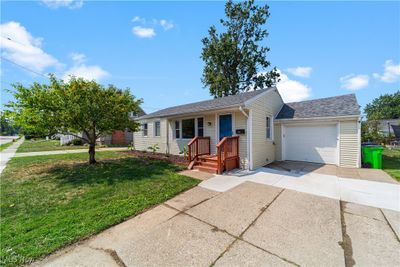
0,142 -> 14,151
16,139 -> 87,153
382,148 -> 400,182
0,151 -> 199,266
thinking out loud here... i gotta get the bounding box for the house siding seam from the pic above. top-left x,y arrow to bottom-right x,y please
248,90 -> 284,169
339,120 -> 359,168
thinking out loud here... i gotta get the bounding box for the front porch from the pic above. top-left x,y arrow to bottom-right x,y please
187,136 -> 240,174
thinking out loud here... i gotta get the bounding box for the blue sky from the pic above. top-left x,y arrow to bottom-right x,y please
1,0 -> 399,115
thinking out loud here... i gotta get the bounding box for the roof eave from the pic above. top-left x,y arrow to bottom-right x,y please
275,114 -> 361,122
136,104 -> 244,120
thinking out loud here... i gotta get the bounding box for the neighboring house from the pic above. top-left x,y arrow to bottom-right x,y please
59,108 -> 146,146
99,107 -> 147,145
376,119 -> 400,136
134,88 -> 361,173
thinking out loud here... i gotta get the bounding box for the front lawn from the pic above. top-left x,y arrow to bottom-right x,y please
0,142 -> 14,151
0,151 -> 199,266
382,148 -> 400,182
16,139 -> 88,153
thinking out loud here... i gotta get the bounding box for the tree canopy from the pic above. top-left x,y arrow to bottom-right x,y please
7,75 -> 142,163
201,0 -> 279,98
364,91 -> 400,120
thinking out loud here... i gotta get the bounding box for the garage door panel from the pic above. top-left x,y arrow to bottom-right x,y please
284,125 -> 338,164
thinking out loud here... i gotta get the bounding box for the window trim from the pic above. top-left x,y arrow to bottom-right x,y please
154,121 -> 161,137
197,117 -> 204,137
266,115 -> 273,141
174,117 -> 205,140
174,120 -> 180,139
142,123 -> 148,137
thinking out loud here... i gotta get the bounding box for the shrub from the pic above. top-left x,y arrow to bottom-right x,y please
147,144 -> 160,153
71,138 -> 83,146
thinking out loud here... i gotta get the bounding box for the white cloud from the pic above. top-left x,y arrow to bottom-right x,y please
276,70 -> 311,102
41,0 -> 83,9
131,16 -> 145,23
340,74 -> 369,90
70,52 -> 86,64
132,26 -> 156,38
0,21 -> 61,73
160,19 -> 174,30
286,66 -> 312,78
63,53 -> 108,81
373,60 -> 400,83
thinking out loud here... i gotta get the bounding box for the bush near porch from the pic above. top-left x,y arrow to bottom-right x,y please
0,151 -> 199,266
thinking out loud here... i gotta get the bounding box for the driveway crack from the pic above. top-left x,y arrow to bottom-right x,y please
88,246 -> 127,267
379,209 -> 400,243
339,201 -> 356,267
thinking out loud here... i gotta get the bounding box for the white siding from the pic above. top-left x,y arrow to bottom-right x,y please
339,120 -> 360,168
274,123 -> 282,161
248,90 -> 284,169
133,118 -> 168,153
234,111 -> 248,169
134,110 -> 249,169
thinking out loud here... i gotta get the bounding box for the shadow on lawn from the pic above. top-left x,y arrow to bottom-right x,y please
46,157 -> 183,186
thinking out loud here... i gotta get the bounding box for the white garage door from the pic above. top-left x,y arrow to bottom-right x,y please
284,124 -> 338,164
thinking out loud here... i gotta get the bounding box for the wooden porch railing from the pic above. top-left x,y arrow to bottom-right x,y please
188,136 -> 211,162
216,136 -> 239,174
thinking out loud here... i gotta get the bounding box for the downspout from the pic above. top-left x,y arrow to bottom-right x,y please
166,119 -> 169,154
239,106 -> 248,118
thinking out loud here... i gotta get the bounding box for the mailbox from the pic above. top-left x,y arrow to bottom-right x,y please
236,129 -> 245,134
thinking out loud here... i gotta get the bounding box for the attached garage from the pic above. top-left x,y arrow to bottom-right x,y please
283,124 -> 338,164
274,94 -> 361,168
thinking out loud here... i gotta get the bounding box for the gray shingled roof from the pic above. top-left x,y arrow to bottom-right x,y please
139,87 -> 273,119
276,94 -> 360,120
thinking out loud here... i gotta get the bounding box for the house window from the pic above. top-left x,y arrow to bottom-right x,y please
175,121 -> 180,139
182,118 -> 195,139
142,123 -> 148,137
197,118 -> 204,137
266,116 -> 272,140
154,121 -> 161,137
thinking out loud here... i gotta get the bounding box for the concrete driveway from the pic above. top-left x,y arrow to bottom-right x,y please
35,181 -> 399,267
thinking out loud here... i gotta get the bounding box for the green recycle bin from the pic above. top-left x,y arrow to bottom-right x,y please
362,145 -> 384,169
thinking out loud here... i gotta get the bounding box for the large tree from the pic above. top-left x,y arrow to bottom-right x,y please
201,0 -> 279,97
7,75 -> 142,164
364,91 -> 400,120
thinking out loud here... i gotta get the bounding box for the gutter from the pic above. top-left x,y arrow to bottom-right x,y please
239,106 -> 248,118
274,115 -> 360,122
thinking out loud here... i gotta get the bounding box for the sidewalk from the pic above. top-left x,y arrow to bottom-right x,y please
0,138 -> 24,174
14,147 -> 128,157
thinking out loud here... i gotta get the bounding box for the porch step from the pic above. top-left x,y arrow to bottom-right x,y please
198,155 -> 218,162
197,161 -> 218,168
193,165 -> 218,174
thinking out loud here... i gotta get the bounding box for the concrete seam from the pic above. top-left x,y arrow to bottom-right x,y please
339,201 -> 355,267
209,239 -> 239,267
379,209 -> 400,243
166,190 -> 300,267
88,246 -> 127,267
343,211 -> 385,222
239,188 -> 284,238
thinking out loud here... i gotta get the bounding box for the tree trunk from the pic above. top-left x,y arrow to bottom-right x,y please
89,143 -> 96,164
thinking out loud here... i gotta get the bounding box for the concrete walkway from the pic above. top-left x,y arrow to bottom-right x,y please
0,135 -> 19,145
0,138 -> 24,174
33,182 -> 400,267
14,147 -> 128,157
199,167 -> 400,211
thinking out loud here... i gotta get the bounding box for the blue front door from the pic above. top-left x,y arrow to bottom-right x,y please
219,114 -> 232,140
